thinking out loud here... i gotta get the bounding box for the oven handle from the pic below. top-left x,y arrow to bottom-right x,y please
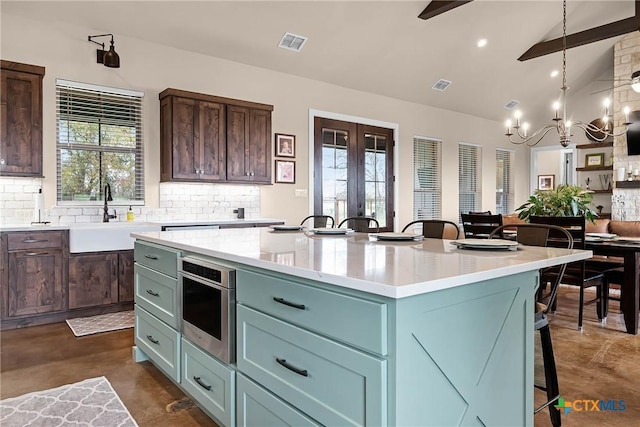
273,297 -> 306,310
276,357 -> 308,377
193,376 -> 212,391
181,272 -> 230,291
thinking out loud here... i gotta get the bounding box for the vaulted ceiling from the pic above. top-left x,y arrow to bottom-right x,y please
3,1 -> 636,126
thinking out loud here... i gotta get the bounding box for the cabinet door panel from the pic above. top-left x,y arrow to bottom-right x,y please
0,67 -> 43,177
171,97 -> 199,180
118,250 -> 135,303
248,109 -> 271,183
69,253 -> 118,309
7,250 -> 63,316
198,101 -> 226,181
226,105 -> 250,181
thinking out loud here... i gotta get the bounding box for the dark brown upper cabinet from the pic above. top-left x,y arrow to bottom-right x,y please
0,60 -> 45,177
159,88 -> 273,184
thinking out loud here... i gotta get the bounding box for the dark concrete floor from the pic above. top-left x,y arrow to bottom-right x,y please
1,286 -> 638,427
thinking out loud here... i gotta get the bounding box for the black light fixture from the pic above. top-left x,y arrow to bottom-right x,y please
87,33 -> 120,68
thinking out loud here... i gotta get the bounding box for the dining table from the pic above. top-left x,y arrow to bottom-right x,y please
586,237 -> 640,335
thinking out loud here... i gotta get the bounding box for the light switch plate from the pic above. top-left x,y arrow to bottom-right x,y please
295,189 -> 308,198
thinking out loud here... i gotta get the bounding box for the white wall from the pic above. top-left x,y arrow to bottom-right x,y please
1,12 -> 530,227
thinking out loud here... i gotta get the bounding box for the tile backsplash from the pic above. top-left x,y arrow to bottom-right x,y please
0,177 -> 261,225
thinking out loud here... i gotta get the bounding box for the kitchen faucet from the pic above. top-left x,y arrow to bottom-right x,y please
103,183 -> 117,222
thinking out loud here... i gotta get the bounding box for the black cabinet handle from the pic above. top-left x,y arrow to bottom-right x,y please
276,357 -> 308,377
146,289 -> 160,297
193,376 -> 212,391
144,254 -> 159,260
273,297 -> 305,310
146,335 -> 159,345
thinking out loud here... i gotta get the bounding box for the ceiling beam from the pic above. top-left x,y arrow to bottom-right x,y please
418,1 -> 473,20
519,1 -> 640,61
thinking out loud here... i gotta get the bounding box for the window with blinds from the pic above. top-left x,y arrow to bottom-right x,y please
56,79 -> 144,204
413,136 -> 441,219
459,143 -> 482,220
496,149 -> 514,215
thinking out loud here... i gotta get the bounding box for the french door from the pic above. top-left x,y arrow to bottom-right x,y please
313,117 -> 394,232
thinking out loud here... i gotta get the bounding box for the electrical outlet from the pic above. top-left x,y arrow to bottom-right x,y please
295,189 -> 308,198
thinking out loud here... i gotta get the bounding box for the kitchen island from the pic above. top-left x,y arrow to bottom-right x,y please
131,228 -> 590,427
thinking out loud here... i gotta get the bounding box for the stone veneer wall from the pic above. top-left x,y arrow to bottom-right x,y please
0,177 -> 261,225
612,32 -> 640,221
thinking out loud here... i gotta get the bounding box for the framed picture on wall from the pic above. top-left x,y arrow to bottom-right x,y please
585,153 -> 605,168
275,160 -> 295,184
538,174 -> 555,191
275,133 -> 295,158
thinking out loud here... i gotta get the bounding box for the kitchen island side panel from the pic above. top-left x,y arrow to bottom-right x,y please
389,270 -> 535,426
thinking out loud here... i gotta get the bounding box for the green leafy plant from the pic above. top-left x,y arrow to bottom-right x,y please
516,184 -> 596,223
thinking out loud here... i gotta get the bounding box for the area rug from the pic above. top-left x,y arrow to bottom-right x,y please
66,311 -> 134,337
0,376 -> 138,427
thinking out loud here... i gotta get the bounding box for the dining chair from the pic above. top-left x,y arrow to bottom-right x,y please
460,213 -> 503,239
338,217 -> 380,233
300,215 -> 335,228
402,220 -> 459,239
469,210 -> 492,215
489,223 -> 573,427
529,215 -> 608,331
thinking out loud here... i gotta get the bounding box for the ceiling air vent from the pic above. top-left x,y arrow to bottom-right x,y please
504,100 -> 520,110
432,79 -> 452,91
278,32 -> 308,52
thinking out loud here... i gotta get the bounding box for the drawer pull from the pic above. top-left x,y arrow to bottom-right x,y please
193,376 -> 212,391
144,254 -> 159,260
273,297 -> 306,310
24,252 -> 45,256
146,335 -> 160,345
22,238 -> 47,244
146,289 -> 160,297
276,357 -> 308,377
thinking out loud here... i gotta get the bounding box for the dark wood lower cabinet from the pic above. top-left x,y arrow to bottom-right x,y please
118,250 -> 135,303
69,253 -> 118,309
7,249 -> 65,317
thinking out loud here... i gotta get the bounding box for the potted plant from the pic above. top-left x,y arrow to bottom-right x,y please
516,184 -> 596,223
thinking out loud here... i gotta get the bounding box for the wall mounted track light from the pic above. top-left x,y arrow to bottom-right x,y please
87,33 -> 120,68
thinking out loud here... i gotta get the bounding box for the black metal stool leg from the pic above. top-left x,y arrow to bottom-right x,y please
540,323 -> 562,427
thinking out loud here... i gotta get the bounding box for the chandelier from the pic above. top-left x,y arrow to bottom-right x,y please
505,0 -> 632,147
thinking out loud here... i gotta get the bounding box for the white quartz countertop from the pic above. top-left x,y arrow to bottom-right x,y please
132,228 -> 592,299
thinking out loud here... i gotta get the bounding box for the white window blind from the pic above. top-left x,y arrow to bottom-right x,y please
459,143 -> 482,220
56,79 -> 144,204
413,137 -> 442,220
496,149 -> 514,215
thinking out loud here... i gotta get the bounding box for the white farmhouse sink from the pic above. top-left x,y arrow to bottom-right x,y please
66,222 -> 161,253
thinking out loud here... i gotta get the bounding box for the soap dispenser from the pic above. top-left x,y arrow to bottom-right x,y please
127,206 -> 134,222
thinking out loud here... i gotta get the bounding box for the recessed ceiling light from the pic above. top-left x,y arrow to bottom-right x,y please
550,70 -> 559,78
477,39 -> 487,48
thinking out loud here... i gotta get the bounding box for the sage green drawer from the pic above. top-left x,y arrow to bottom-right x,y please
237,305 -> 387,427
135,305 -> 180,382
237,373 -> 321,427
237,269 -> 387,356
182,338 -> 235,427
135,264 -> 179,329
134,241 -> 179,278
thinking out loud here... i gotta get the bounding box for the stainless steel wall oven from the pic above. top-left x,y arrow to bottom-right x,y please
180,256 -> 236,364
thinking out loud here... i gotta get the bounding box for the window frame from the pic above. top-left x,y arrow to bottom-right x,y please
496,148 -> 515,215
458,142 -> 482,220
413,136 -> 442,220
55,79 -> 144,206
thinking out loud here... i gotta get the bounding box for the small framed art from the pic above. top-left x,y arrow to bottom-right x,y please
275,160 -> 295,184
275,133 -> 295,158
537,174 -> 555,191
585,153 -> 605,168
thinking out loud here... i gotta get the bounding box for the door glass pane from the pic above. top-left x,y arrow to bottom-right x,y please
364,133 -> 387,228
322,129 -> 348,224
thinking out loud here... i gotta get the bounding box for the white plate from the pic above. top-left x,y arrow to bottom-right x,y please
310,227 -> 353,235
372,232 -> 423,241
451,239 -> 519,250
585,232 -> 617,239
271,225 -> 304,231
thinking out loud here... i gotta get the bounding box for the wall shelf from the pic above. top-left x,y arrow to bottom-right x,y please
616,181 -> 640,189
575,141 -> 613,150
576,165 -> 613,172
